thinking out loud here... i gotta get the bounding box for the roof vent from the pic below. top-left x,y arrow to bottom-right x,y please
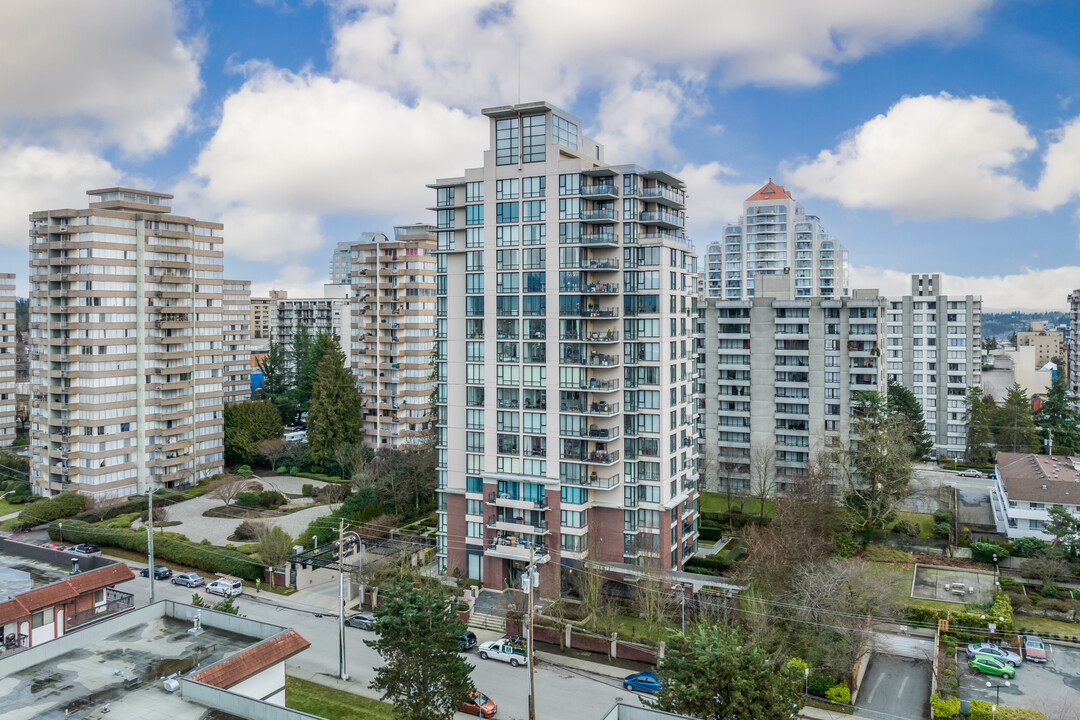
70,558 -> 79,575
1042,484 -> 1048,490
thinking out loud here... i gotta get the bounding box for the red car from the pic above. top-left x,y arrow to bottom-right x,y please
458,690 -> 497,718
40,542 -> 66,551
1023,635 -> 1048,663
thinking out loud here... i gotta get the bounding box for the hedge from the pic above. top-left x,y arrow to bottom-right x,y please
970,700 -> 1047,720
698,525 -> 723,542
824,686 -> 851,705
16,492 -> 86,527
930,693 -> 961,718
907,592 -> 1013,632
48,520 -> 262,581
970,541 -> 1010,564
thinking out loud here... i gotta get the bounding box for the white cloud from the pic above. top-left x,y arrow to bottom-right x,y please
593,77 -> 698,163
327,0 -> 990,165
250,265 -> 329,300
674,162 -> 761,239
188,69 -> 487,251
215,206 -> 326,265
786,93 -> 1080,221
0,0 -> 202,155
850,264 -> 1080,311
0,143 -> 123,248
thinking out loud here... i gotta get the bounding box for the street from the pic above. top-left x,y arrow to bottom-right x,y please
115,568 -> 646,720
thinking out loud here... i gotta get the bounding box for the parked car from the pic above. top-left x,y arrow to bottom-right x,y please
458,630 -> 478,652
69,543 -> 100,555
477,638 -> 528,667
958,469 -> 982,478
623,671 -> 664,694
140,565 -> 173,580
969,654 -> 1015,679
1022,635 -> 1047,663
988,472 -> 998,480
171,572 -> 205,587
40,542 -> 66,551
205,578 -> 243,597
457,690 -> 497,718
966,643 -> 1022,666
345,612 -> 377,630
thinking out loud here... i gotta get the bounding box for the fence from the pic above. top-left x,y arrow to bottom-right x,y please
870,531 -> 950,555
67,588 -> 135,630
505,616 -> 659,664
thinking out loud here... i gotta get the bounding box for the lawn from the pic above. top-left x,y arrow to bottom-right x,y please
285,676 -> 395,720
699,492 -> 775,518
0,497 -> 21,518
1012,614 -> 1080,638
893,511 -> 936,539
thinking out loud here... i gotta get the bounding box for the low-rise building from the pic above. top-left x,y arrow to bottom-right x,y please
1016,320 -> 1067,371
273,285 -> 352,369
992,452 -> 1080,540
0,538 -> 135,653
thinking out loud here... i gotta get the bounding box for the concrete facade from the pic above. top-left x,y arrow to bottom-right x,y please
991,452 -> 1080,541
0,274 -> 14,447
1016,320 -> 1067,371
250,289 -> 285,340
350,225 -> 437,449
700,275 -> 885,493
27,189 -> 227,498
705,181 -> 848,301
223,279 -> 252,404
886,274 -> 982,460
432,101 -> 700,595
272,289 -> 351,369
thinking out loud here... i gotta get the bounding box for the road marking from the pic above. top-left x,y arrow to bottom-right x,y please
866,672 -> 884,703
897,675 -> 908,698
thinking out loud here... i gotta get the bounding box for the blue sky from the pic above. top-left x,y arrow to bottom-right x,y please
2,0 -> 1079,309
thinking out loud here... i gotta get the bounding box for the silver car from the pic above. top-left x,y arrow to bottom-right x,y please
171,572 -> 205,588
966,642 -> 1022,667
345,612 -> 377,630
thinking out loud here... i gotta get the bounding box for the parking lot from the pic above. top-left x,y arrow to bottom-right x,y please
959,642 -> 1080,716
857,654 -> 932,720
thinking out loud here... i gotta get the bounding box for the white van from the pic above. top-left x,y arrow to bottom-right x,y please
283,430 -> 307,443
205,579 -> 243,597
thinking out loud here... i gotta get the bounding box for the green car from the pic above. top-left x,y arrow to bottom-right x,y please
969,654 -> 1015,679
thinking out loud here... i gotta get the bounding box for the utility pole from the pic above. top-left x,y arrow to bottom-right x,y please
524,546 -> 542,720
147,487 -> 156,604
337,519 -> 361,681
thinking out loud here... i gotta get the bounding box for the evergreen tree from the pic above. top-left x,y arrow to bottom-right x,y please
366,580 -> 475,720
995,382 -> 1041,453
306,338 -> 362,469
886,378 -> 934,459
649,623 -> 803,720
964,387 -> 993,463
840,392 -> 914,530
290,322 -> 312,388
223,401 -> 284,464
1036,376 -> 1080,455
257,338 -> 292,416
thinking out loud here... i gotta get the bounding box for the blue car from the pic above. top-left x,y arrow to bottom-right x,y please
988,472 -> 997,480
623,671 -> 663,694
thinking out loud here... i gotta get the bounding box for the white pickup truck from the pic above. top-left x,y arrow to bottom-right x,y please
477,639 -> 529,667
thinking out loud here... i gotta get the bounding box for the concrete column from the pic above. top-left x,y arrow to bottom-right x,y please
610,632 -> 617,660
564,623 -> 571,650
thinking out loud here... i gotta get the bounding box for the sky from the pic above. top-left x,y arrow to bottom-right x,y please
1,0 -> 1079,310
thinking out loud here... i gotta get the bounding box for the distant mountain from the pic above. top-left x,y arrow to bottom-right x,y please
981,311 -> 1069,341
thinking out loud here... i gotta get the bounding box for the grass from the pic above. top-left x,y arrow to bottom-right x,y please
893,511 -> 936,539
285,676 -> 394,720
863,544 -> 914,563
1013,615 -> 1080,637
698,492 -> 775,518
0,497 -> 21,518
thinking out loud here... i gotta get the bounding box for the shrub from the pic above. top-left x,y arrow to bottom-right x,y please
824,685 -> 851,705
907,592 -> 1013,632
1038,598 -> 1070,614
1013,536 -> 1049,558
784,657 -> 809,676
997,575 -> 1021,590
806,674 -> 833,697
258,490 -> 286,508
930,693 -> 961,719
17,492 -> 86,527
933,508 -> 954,525
970,541 -> 1009,564
833,531 -> 859,558
289,466 -> 299,475
891,520 -> 920,538
301,483 -> 315,497
276,466 -> 288,474
698,525 -> 723,542
234,520 -> 266,541
49,520 -> 261,580
1072,587 -> 1080,601
939,668 -> 959,694
970,699 -> 1048,720
235,492 -> 261,508
235,465 -> 253,477
1040,585 -> 1059,599
930,522 -> 951,541
317,484 -> 349,503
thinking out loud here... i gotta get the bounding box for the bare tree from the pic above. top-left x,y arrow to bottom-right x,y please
257,525 -> 294,587
1021,553 -> 1072,589
633,553 -> 673,641
571,531 -> 606,625
749,446 -> 776,521
259,438 -> 288,470
208,476 -> 247,507
333,442 -> 371,484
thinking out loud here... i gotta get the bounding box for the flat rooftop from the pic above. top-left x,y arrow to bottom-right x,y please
0,615 -> 254,720
0,551 -> 73,600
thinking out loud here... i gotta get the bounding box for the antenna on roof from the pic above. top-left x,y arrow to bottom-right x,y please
517,47 -> 521,106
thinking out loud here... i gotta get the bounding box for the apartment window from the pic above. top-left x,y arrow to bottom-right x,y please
522,114 -> 546,163
465,297 -> 484,316
496,179 -> 519,200
436,187 -> 455,207
553,115 -> 578,150
32,607 -> 54,628
497,249 -> 519,270
497,273 -> 519,293
465,273 -> 484,294
522,224 -> 546,245
559,173 -> 580,196
522,176 -> 546,198
465,227 -> 484,248
497,225 -> 519,247
496,118 -> 519,166
466,204 -> 484,225
466,181 -> 484,202
522,200 -> 546,222
496,202 -> 519,224
465,250 -> 483,271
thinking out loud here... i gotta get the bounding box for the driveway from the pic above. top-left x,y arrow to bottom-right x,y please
960,643 -> 1080,716
856,654 -> 931,720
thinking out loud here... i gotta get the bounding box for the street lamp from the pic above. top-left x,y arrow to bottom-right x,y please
312,535 -> 318,549
0,490 -> 14,500
804,666 -> 810,695
58,522 -> 62,545
672,583 -> 686,635
986,680 -> 1010,705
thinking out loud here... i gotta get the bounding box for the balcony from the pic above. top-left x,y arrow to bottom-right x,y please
581,209 -> 615,223
580,183 -> 616,197
639,210 -> 684,228
580,233 -> 619,246
561,449 -> 620,466
580,282 -> 618,295
563,306 -> 619,319
577,258 -> 619,271
487,514 -> 550,535
561,378 -> 620,393
573,472 -> 621,490
66,588 -> 135,629
561,425 -> 620,440
486,491 -> 549,511
486,537 -> 549,563
560,400 -> 618,416
640,185 -> 686,206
